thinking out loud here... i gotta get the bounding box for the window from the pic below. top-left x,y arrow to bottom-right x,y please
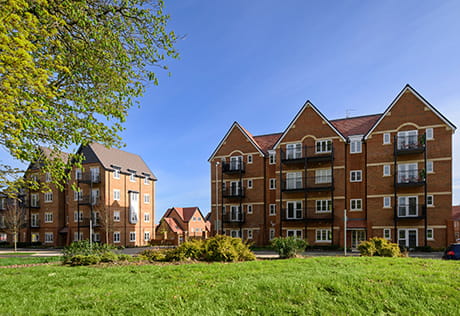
383,196 -> 391,208
129,232 -> 136,242
0,199 -> 5,210
230,230 -> 241,238
44,191 -> 53,203
286,229 -> 302,238
397,163 -> 419,183
74,232 -> 83,241
113,169 -> 120,179
144,194 -> 150,204
426,128 -> 433,140
0,215 -> 4,228
93,233 -> 100,242
45,172 -> 52,182
31,214 -> 39,227
286,201 -> 303,219
350,138 -> 362,153
74,211 -> 83,222
91,189 -> 99,205
269,228 -> 275,240
90,167 -> 100,182
398,196 -> 418,217
316,229 -> 332,242
316,200 -> 332,213
113,189 -> 120,201
384,229 -> 391,240
286,143 -> 302,159
144,177 -> 149,185
31,193 -> 39,207
130,172 -> 136,182
0,233 -> 7,241
144,212 -> 150,222
383,165 -> 391,177
44,212 -> 53,223
74,190 -> 83,201
44,232 -> 53,243
397,130 -> 418,150
144,232 -> 151,241
383,133 -> 391,144
269,151 -> 276,164
113,211 -> 120,222
427,195 -> 434,207
192,217 -> 196,221
269,178 -> 276,190
229,156 -> 243,171
247,154 -> 253,164
31,174 -> 39,183
247,179 -> 253,189
427,161 -> 433,173
75,168 -> 82,180
32,233 -> 40,242
350,170 -> 362,182
113,232 -> 120,243
222,205 -> 226,215
247,229 -> 253,239
427,228 -> 434,240
286,172 -> 302,189
350,199 -> 362,211
269,204 -> 276,216
230,205 -> 242,222
398,229 -> 418,248
315,169 -> 331,184
316,140 -> 332,153
247,204 -> 253,214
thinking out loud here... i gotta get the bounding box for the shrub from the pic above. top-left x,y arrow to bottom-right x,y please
100,251 -> 119,263
203,235 -> 255,262
358,237 -> 401,257
271,237 -> 308,259
62,240 -> 119,264
139,249 -> 167,262
70,254 -> 101,266
117,254 -> 132,262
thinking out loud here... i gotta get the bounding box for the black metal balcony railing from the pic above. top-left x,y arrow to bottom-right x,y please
395,135 -> 425,154
281,208 -> 334,221
24,200 -> 40,208
222,161 -> 245,174
78,172 -> 101,184
222,211 -> 245,223
78,195 -> 100,206
396,170 -> 425,186
396,204 -> 426,219
222,187 -> 245,198
280,145 -> 333,163
282,176 -> 333,192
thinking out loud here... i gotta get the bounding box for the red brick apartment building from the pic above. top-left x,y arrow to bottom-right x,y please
209,85 -> 456,249
12,143 -> 156,247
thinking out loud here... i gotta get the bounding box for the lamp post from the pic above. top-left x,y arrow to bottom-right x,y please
344,209 -> 347,256
215,161 -> 220,235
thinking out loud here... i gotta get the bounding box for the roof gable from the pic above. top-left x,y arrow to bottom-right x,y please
364,84 -> 456,139
331,114 -> 382,137
164,206 -> 205,223
208,122 -> 266,161
273,101 -> 346,148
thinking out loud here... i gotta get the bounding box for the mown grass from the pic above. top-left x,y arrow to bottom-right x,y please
0,256 -> 61,266
0,252 -> 35,256
0,257 -> 459,315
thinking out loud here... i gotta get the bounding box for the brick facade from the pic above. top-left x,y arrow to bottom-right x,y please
209,85 -> 456,249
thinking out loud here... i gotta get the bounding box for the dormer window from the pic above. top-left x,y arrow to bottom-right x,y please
144,177 -> 149,185
113,169 -> 120,179
130,173 -> 136,182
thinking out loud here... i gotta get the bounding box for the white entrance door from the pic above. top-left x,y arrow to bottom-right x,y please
351,230 -> 366,249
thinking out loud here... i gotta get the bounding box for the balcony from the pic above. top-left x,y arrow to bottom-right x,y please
77,172 -> 101,184
395,135 -> 425,155
396,204 -> 426,220
281,208 -> 333,222
24,200 -> 40,209
78,217 -> 101,227
222,211 -> 245,223
282,176 -> 333,192
280,145 -> 333,164
78,195 -> 100,206
395,171 -> 425,187
222,161 -> 245,174
222,187 -> 245,198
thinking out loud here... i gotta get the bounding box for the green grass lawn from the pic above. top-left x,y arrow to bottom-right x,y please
0,257 -> 459,315
0,252 -> 35,256
0,256 -> 61,266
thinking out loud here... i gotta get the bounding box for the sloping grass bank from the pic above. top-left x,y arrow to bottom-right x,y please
0,257 -> 458,315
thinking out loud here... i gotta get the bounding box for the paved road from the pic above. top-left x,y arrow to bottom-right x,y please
0,247 -> 443,259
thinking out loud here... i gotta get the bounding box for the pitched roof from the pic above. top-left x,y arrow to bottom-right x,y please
253,133 -> 282,153
39,146 -> 70,162
163,217 -> 184,233
166,206 -> 203,223
453,206 -> 460,221
330,114 -> 382,137
82,143 -> 156,180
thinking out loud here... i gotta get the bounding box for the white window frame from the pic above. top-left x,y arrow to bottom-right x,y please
130,173 -> 136,182
286,172 -> 302,189
74,190 -> 83,201
144,177 -> 149,185
32,233 -> 40,243
397,196 -> 418,217
383,196 -> 391,208
398,163 -> 418,183
350,137 -> 362,154
286,143 -> 302,159
44,232 -> 53,243
269,228 -> 275,240
247,204 -> 253,214
247,179 -> 253,189
144,194 -> 150,204
230,230 -> 242,238
113,211 -> 120,222
316,229 -> 332,243
129,232 -> 136,242
383,165 -> 391,177
113,189 -> 120,201
315,169 -> 331,184
269,204 -> 276,216
269,151 -> 276,165
247,154 -> 253,164
397,130 -> 418,150
144,212 -> 150,222
45,172 -> 52,183
247,229 -> 253,239
286,201 -> 303,219
113,232 -> 121,243
398,229 -> 418,248
75,168 -> 82,180
383,228 -> 391,240
90,167 -> 100,182
31,193 -> 39,207
316,200 -> 332,213
144,231 -> 151,242
269,178 -> 276,190
44,191 -> 53,203
229,156 -> 243,171
426,128 -> 433,140
350,199 -> 362,211
315,140 -> 332,153
74,211 -> 83,222
113,169 -> 120,179
31,214 -> 39,227
427,228 -> 434,240
427,161 -> 433,173
44,212 -> 53,223
383,133 -> 391,144
427,195 -> 434,207
350,170 -> 362,182
74,232 -> 83,242
286,229 -> 303,238
230,205 -> 242,222
93,233 -> 101,242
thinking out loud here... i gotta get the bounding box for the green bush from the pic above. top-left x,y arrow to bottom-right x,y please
100,251 -> 119,263
203,235 -> 255,262
271,237 -> 308,259
70,254 -> 101,266
63,240 -> 119,264
358,237 -> 401,257
139,249 -> 167,262
117,254 -> 132,262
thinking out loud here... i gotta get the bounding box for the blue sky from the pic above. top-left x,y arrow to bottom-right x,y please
2,1 -> 459,222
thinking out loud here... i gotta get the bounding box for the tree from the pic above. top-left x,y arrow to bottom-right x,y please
0,0 -> 178,191
0,197 -> 27,252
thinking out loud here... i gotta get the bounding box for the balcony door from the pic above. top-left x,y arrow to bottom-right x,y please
286,201 -> 302,219
230,156 -> 242,171
230,205 -> 241,222
398,196 -> 418,217
230,181 -> 241,196
397,163 -> 418,183
397,130 -> 418,150
31,214 -> 39,227
351,230 -> 366,249
286,143 -> 301,159
90,167 -> 100,182
286,172 -> 302,190
398,229 -> 417,248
